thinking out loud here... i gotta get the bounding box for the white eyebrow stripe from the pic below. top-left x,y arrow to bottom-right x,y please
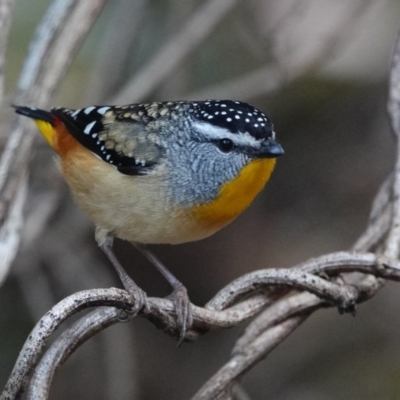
192,121 -> 260,147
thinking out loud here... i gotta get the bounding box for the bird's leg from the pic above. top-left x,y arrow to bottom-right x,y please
96,228 -> 149,315
133,243 -> 193,344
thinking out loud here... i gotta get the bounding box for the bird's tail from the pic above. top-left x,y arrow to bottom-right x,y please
13,105 -> 58,148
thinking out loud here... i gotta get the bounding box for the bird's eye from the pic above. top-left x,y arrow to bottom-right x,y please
217,138 -> 234,153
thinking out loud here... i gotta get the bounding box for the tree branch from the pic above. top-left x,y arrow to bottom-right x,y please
0,289 -> 132,400
3,249 -> 400,399
26,307 -> 118,400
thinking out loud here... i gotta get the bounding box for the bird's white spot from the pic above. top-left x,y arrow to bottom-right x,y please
97,106 -> 111,115
227,118 -> 232,122
71,109 -> 81,118
254,123 -> 259,128
106,154 -> 111,160
84,106 -> 96,114
221,104 -> 227,107
245,118 -> 250,122
91,133 -> 97,138
257,117 -> 263,121
221,111 -> 227,115
235,115 -> 240,119
208,115 -> 213,119
84,121 -> 96,134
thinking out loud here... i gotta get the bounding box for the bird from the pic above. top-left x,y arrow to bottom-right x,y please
14,100 -> 284,342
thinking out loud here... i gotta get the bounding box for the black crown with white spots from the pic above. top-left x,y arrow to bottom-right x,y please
188,100 -> 273,140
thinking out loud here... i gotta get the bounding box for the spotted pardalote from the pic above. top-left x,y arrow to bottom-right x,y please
14,99 -> 284,342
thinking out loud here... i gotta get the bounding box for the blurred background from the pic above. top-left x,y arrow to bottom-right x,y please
1,0 -> 400,399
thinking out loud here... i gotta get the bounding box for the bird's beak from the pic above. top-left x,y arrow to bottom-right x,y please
257,138 -> 284,159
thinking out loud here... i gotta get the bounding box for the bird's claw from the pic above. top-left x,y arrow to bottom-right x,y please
167,284 -> 193,345
122,276 -> 150,316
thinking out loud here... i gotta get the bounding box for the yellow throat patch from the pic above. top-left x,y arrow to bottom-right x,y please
192,158 -> 276,230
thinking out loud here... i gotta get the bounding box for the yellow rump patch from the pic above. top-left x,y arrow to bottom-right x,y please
192,158 -> 276,230
34,119 -> 57,148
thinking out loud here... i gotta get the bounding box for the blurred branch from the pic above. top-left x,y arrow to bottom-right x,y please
0,0 -> 16,104
185,65 -> 285,102
87,0 -> 146,102
110,0 -> 239,104
186,0 -> 374,101
385,26 -> 400,259
0,0 -> 108,286
353,173 -> 392,252
0,170 -> 27,284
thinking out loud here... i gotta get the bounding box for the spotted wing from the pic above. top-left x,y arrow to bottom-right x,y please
52,106 -> 157,176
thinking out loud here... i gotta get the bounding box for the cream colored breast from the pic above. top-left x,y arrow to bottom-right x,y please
60,146 -> 216,244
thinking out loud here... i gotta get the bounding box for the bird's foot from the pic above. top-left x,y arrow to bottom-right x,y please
166,283 -> 193,345
121,275 -> 150,316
